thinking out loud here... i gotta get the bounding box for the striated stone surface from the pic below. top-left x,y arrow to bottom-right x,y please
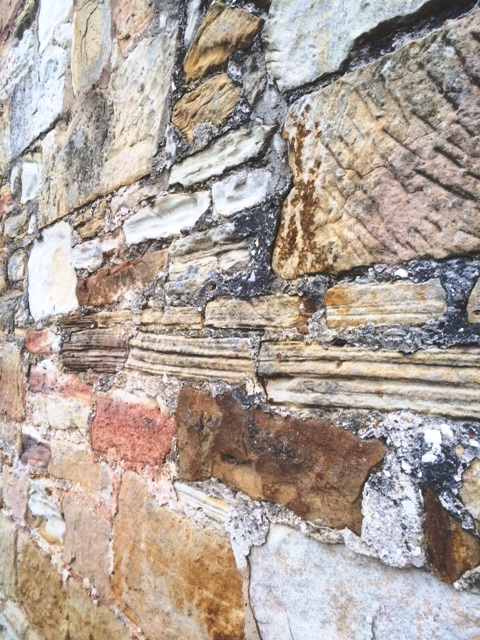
91,390 -> 175,466
172,74 -> 240,140
169,123 -> 274,187
460,460 -> 480,525
18,535 -> 68,640
176,388 -> 385,532
467,279 -> 480,324
112,471 -> 245,639
273,11 -> 480,278
259,342 -> 480,419
205,294 -> 313,331
250,524 -> 480,640
76,250 -> 167,307
127,334 -> 255,383
29,364 -> 93,432
212,168 -> 271,217
124,192 -> 210,245
139,306 -> 203,329
423,487 -> 480,584
184,2 -> 261,82
0,29 -> 34,101
27,221 -> 78,321
0,513 -> 16,599
263,0 -> 434,92
72,0 -> 111,95
10,44 -> 66,157
0,344 -> 24,421
49,441 -> 111,497
68,580 -> 130,640
167,222 -> 250,296
325,279 -> 447,327
61,328 -> 127,373
63,495 -> 111,596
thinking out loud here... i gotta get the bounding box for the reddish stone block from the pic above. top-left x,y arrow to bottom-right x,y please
25,330 -> 57,355
0,344 -> 25,421
29,365 -> 92,401
91,392 -> 175,466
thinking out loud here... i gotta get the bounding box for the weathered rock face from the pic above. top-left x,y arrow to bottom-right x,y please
273,11 -> 480,278
0,514 -> 16,599
0,344 -> 24,421
112,472 -> 245,640
61,328 -> 128,373
460,459 -> 480,525
176,388 -> 386,532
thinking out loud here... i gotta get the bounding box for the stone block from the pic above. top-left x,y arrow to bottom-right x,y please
3,468 -> 29,522
112,471 -> 245,639
212,168 -> 271,217
7,249 -> 27,282
20,435 -> 51,470
61,329 -> 127,374
20,157 -> 42,203
0,28 -> 34,101
24,329 -> 58,355
460,459 -> 480,525
467,278 -> 480,323
28,479 -> 65,544
0,513 -> 17,599
72,0 -> 111,95
176,388 -> 385,532
48,441 -> 112,498
71,240 -> 103,272
272,11 -> 480,278
0,344 -> 24,421
38,0 -> 73,53
139,306 -> 203,329
91,390 -> 175,466
112,0 -> 153,47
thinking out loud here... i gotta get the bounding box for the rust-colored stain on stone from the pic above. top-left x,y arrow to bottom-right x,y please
91,394 -> 175,466
423,487 -> 480,584
176,388 -> 386,533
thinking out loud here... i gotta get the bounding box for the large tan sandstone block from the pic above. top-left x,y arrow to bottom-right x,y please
68,580 -> 130,640
0,343 -> 24,421
0,513 -> 16,598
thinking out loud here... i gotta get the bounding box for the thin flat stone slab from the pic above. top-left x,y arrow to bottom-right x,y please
249,524 -> 480,640
127,333 -> 255,383
272,11 -> 480,278
259,342 -> 480,419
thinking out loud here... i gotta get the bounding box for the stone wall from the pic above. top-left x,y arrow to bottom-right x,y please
1,0 -> 480,638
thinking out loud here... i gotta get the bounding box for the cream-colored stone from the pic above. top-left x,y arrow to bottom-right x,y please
72,0 -> 111,95
112,472 -> 245,639
0,513 -> 16,598
172,74 -> 240,141
7,249 -> 27,282
206,295 -> 312,330
460,460 -> 480,525
63,495 -> 111,596
169,124 -> 274,187
139,306 -> 203,329
28,479 -> 65,544
20,156 -> 42,203
212,168 -> 271,217
325,280 -> 447,327
48,441 -> 112,499
467,279 -> 480,324
3,469 -> 29,522
0,29 -> 35,101
0,600 -> 30,640
38,0 -> 73,53
112,0 -> 153,46
68,580 -> 130,640
259,342 -> 480,419
127,334 -> 254,383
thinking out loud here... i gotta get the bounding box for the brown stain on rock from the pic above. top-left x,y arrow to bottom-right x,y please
176,388 -> 386,533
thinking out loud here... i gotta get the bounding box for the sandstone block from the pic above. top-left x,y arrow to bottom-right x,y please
259,342 -> 480,419
273,11 -> 480,278
48,441 -> 112,498
0,513 -> 16,599
325,279 -> 447,327
27,221 -> 78,321
467,278 -> 480,324
205,294 -> 313,331
0,343 -> 24,421
460,460 -> 480,525
169,123 -> 274,187
423,487 -> 480,584
172,73 -> 240,140
76,250 -> 167,307
18,535 -> 68,640
3,468 -> 29,522
212,168 -> 271,217
263,0 -> 434,92
184,2 -> 261,81
112,0 -> 153,46
25,329 -> 57,355
139,306 -> 203,329
61,328 -> 127,373
63,495 -> 111,596
72,0 -> 111,95
91,390 -> 175,466
68,580 -> 130,640
123,192 -> 210,246
112,471 -> 245,639
127,334 -> 255,383
176,388 -> 385,532
250,524 -> 480,640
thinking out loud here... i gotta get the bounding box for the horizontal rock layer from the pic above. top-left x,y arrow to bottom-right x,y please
61,329 -> 127,373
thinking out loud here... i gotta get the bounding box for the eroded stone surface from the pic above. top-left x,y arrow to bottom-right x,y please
250,524 -> 480,640
273,11 -> 480,278
0,344 -> 24,421
461,460 -> 480,525
176,388 -> 386,532
184,2 -> 261,82
49,441 -> 111,497
467,278 -> 480,324
112,0 -> 153,46
91,390 -> 175,466
0,513 -> 16,599
112,471 -> 245,639
325,279 -> 447,327
61,328 -> 127,373
0,29 -> 34,101
28,478 -> 65,544
172,74 -> 240,140
72,0 -> 111,95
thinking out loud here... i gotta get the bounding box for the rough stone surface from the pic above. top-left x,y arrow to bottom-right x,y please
20,435 -> 51,470
423,487 -> 480,584
212,168 -> 271,217
63,495 -> 111,596
273,11 -> 480,278
27,221 -> 78,321
25,329 -> 57,355
112,0 -> 153,47
460,460 -> 480,525
205,294 -> 313,330
124,192 -> 211,245
259,342 -> 480,419
28,478 -> 65,544
0,513 -> 16,599
71,240 -> 103,272
38,0 -> 73,53
172,73 -> 240,140
325,279 -> 447,327
91,390 -> 175,466
112,471 -> 245,640
263,0 -> 434,92
20,157 -> 42,203
139,306 -> 203,329
169,124 -> 274,187
0,29 -> 34,101
467,278 -> 480,324
184,2 -> 262,82
0,344 -> 24,421
48,441 -> 111,497
176,388 -> 386,532
61,328 -> 127,373
72,0 -> 111,95
250,524 -> 480,640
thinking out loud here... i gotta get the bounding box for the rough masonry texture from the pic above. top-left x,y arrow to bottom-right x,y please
1,0 -> 480,639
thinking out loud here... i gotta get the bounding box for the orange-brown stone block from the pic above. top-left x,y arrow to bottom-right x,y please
0,343 -> 24,421
176,388 -> 386,533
